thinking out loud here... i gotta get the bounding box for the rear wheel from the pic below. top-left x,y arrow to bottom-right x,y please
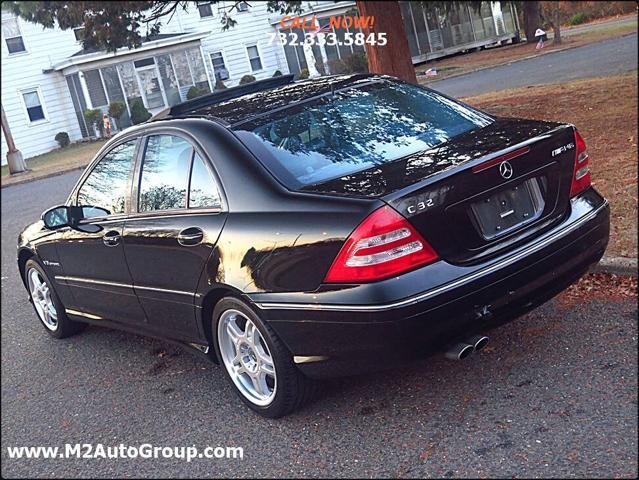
213,297 -> 314,418
24,259 -> 85,339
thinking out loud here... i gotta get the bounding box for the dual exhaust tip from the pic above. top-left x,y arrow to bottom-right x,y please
445,335 -> 489,361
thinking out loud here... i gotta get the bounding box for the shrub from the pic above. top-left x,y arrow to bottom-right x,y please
186,86 -> 208,99
567,12 -> 591,25
83,108 -> 103,136
239,74 -> 256,85
298,68 -> 310,79
272,70 -> 283,77
54,131 -> 70,148
327,52 -> 368,75
130,100 -> 151,125
214,79 -> 227,90
342,52 -> 368,73
108,101 -> 126,121
314,61 -> 326,76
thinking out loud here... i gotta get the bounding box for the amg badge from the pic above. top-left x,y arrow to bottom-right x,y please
551,142 -> 575,157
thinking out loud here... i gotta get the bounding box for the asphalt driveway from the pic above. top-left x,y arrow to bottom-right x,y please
1,170 -> 637,478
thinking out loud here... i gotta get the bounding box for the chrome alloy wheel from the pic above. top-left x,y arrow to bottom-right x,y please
27,268 -> 58,331
218,309 -> 277,406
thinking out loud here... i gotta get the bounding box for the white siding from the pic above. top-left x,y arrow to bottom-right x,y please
1,13 -> 83,164
164,2 -> 290,87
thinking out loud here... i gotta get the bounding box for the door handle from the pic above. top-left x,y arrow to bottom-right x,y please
103,230 -> 121,247
177,227 -> 204,247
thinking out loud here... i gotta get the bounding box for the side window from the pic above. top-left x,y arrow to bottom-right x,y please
77,140 -> 137,216
189,153 -> 222,209
139,135 -> 192,212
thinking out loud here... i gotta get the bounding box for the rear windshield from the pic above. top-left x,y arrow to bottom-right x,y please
234,80 -> 493,188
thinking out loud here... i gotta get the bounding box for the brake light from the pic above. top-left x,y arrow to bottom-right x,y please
324,206 -> 438,283
570,130 -> 591,197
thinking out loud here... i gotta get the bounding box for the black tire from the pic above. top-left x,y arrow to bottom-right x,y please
24,258 -> 86,339
212,296 -> 315,418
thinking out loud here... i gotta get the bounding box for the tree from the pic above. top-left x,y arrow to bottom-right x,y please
521,1 -> 543,43
356,1 -> 416,83
6,1 -> 302,52
541,1 -> 563,45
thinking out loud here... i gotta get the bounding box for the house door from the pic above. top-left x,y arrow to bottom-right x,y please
136,65 -> 167,114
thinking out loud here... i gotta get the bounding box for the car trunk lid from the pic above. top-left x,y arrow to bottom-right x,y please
302,118 -> 578,264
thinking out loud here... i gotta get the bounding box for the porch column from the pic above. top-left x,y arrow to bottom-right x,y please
302,42 -> 321,77
77,71 -> 98,137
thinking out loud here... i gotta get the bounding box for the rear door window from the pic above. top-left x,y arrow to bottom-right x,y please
189,153 -> 223,209
138,135 -> 192,212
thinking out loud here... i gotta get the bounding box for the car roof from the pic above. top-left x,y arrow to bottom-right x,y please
152,73 -> 389,127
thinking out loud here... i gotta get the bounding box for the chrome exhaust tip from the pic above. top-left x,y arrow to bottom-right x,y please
467,335 -> 489,352
445,342 -> 474,361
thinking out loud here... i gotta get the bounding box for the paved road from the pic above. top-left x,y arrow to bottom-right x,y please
428,33 -> 638,97
1,173 -> 638,477
513,15 -> 638,42
548,14 -> 638,39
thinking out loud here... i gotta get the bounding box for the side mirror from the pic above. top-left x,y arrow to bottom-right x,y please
42,206 -> 71,230
41,205 -> 111,230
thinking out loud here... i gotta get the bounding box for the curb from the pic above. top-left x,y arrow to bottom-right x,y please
420,31 -> 637,85
1,165 -> 88,189
591,256 -> 638,277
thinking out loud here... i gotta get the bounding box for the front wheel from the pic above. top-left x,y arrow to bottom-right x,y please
24,259 -> 85,339
213,297 -> 314,418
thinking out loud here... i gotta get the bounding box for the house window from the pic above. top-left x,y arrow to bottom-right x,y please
237,2 -> 249,12
21,89 -> 46,123
186,48 -> 210,90
246,45 -> 262,72
2,16 -> 26,54
198,3 -> 213,18
73,27 -> 85,42
210,52 -> 229,81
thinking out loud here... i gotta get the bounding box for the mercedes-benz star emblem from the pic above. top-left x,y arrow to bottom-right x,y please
499,161 -> 513,179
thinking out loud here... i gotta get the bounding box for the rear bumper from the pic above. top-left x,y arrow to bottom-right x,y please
248,189 -> 610,378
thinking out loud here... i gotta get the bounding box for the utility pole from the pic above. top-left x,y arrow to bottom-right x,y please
1,104 -> 27,174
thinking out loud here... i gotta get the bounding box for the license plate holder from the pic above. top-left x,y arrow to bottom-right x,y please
470,178 -> 545,240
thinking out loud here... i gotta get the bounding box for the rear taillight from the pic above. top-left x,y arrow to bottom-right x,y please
570,130 -> 591,197
324,206 -> 438,283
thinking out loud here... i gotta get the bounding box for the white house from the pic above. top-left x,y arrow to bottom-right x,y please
1,1 -> 518,165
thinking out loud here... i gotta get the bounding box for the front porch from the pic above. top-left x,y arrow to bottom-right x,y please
49,32 -> 213,137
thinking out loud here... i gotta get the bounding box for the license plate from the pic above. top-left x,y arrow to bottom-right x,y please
471,178 -> 545,240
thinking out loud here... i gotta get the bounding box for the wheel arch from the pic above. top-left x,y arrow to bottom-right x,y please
17,247 -> 36,290
199,285 -> 247,363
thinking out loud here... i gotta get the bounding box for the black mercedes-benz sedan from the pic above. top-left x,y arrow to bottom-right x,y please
17,74 -> 609,417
